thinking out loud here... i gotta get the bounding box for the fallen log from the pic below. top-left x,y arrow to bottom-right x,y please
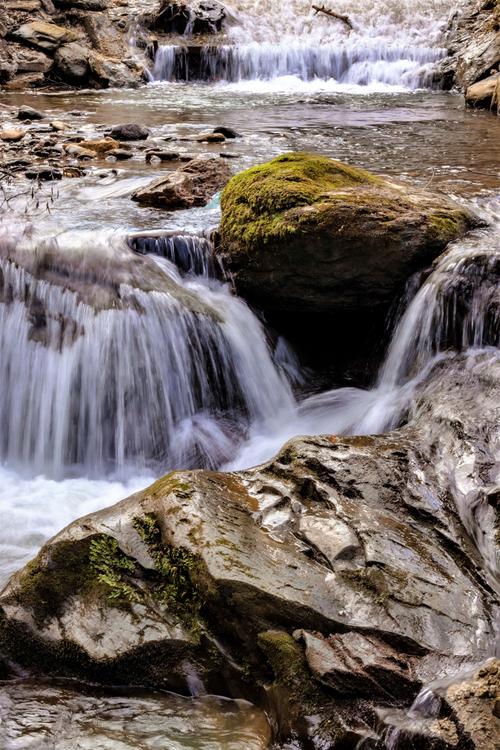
312,4 -> 353,30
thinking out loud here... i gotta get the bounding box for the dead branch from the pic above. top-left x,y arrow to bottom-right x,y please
312,4 -> 353,30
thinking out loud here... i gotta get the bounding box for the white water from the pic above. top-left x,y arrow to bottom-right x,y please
152,0 -> 453,88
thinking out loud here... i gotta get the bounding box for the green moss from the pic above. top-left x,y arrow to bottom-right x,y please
133,513 -> 206,630
428,211 -> 468,242
257,630 -> 312,690
88,536 -> 139,606
14,533 -> 140,625
220,152 -> 381,253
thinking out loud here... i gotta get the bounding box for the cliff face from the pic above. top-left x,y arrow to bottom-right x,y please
0,0 -> 154,90
437,0 -> 500,89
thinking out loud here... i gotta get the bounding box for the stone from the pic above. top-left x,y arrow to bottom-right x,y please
196,131 -> 225,143
3,73 -> 45,89
54,42 -> 90,83
131,156 -> 231,209
466,72 -> 500,114
109,123 -> 150,141
50,120 -> 67,131
436,0 -> 500,89
67,138 -> 120,156
17,105 -> 43,121
14,46 -> 52,74
63,143 -> 96,159
25,167 -> 63,180
213,126 -> 241,138
54,0 -> 109,9
216,153 -> 478,361
0,129 -> 26,142
12,21 -> 78,52
88,52 -> 141,89
0,352 -> 498,748
145,150 -> 180,162
106,148 -> 133,160
146,0 -> 226,35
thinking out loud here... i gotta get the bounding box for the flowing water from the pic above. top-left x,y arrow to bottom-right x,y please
0,0 -> 499,746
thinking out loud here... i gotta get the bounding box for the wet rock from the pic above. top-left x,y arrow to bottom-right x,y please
196,131 -> 225,142
54,0 -> 109,8
443,660 -> 500,750
466,71 -> 500,113
145,150 -> 180,162
106,148 -> 133,160
0,352 -> 498,747
131,156 -> 231,209
63,143 -> 96,159
68,137 -> 120,156
110,123 -> 150,141
88,51 -> 141,89
54,42 -> 90,83
25,166 -> 63,180
437,0 -> 500,90
17,105 -> 43,120
213,126 -> 241,138
50,120 -> 67,131
217,152 -> 478,362
0,129 -> 26,141
12,21 -> 79,52
146,0 -> 226,35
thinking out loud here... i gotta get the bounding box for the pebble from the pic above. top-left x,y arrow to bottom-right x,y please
0,129 -> 26,142
17,106 -> 44,121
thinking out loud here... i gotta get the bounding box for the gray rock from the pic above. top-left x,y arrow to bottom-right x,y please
17,105 -> 44,121
25,167 -> 63,180
110,123 -> 150,141
54,42 -> 90,83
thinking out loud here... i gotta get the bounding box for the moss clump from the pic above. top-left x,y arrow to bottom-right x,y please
133,513 -> 205,623
88,535 -> 139,606
428,210 -> 471,243
220,152 -> 381,254
14,533 -> 140,625
258,630 -> 313,690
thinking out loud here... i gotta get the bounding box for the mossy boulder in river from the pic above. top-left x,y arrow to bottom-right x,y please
218,153 -> 478,371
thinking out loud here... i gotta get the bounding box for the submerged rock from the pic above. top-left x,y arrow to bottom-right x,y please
1,351 -> 498,748
132,156 -> 230,209
17,105 -> 43,120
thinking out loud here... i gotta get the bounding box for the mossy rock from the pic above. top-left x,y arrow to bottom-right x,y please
218,152 -> 478,319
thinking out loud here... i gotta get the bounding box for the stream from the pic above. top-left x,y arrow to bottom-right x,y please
0,0 -> 499,746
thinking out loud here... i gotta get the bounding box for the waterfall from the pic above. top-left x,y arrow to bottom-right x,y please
151,0 -> 451,87
0,227 -> 295,479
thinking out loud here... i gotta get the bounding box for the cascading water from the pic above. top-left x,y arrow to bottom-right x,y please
0,226 -> 295,479
151,0 -> 453,87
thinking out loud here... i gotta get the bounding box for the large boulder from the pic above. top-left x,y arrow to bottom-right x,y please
218,153 -> 476,318
1,351 -> 498,748
132,156 -> 231,209
54,41 -> 90,83
217,152 -> 478,372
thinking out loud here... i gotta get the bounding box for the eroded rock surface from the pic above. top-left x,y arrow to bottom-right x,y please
1,351 -> 498,748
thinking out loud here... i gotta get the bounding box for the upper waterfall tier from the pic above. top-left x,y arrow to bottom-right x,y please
151,0 -> 453,87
